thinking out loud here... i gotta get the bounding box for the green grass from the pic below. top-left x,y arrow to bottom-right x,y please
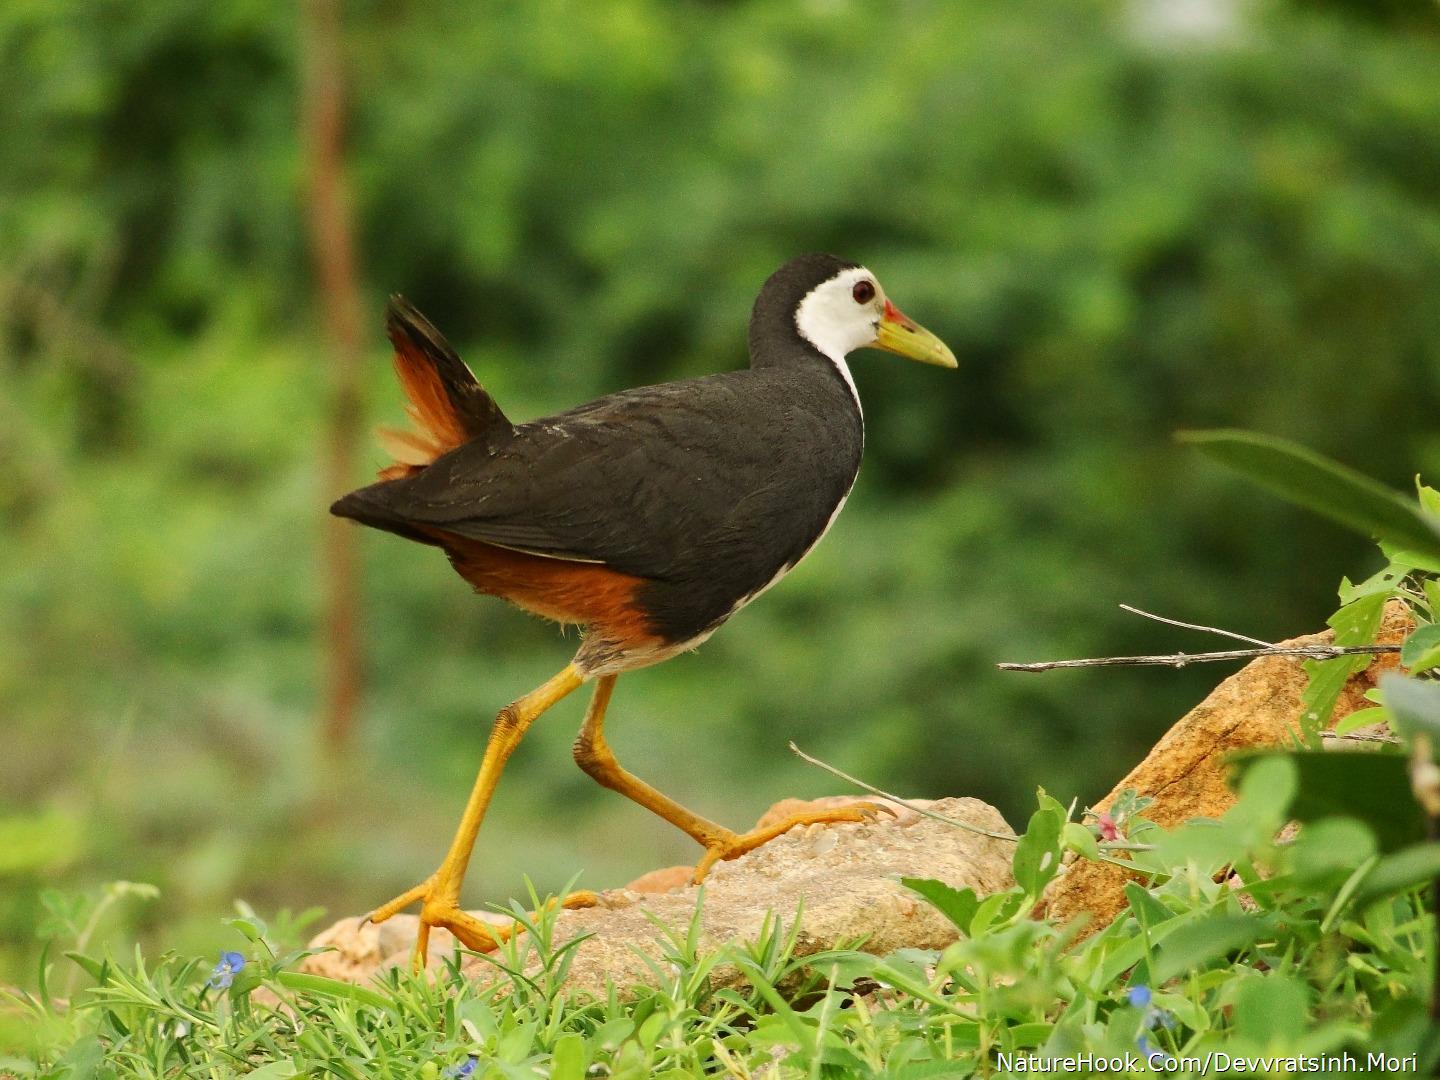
5,754 -> 1439,1078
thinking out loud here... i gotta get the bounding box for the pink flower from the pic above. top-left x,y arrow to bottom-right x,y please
1095,812 -> 1120,842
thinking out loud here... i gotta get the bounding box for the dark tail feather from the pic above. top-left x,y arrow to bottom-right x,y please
329,480 -> 441,546
386,296 -> 511,440
375,296 -> 513,480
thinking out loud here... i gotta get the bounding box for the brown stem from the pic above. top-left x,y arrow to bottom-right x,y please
302,0 -> 365,755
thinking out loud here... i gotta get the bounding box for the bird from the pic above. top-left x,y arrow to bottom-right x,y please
331,252 -> 956,965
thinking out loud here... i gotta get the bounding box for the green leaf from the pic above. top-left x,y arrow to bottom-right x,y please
551,1034 -> 588,1080
1420,483 -> 1440,517
1401,624 -> 1440,672
1151,915 -> 1262,984
967,890 -> 1024,936
901,877 -> 979,934
1232,974 -> 1311,1045
1062,822 -> 1100,861
1351,843 -> 1440,910
1334,706 -> 1390,736
64,951 -> 106,984
1123,882 -> 1175,930
1006,1022 -> 1053,1048
1152,818 -> 1248,873
274,970 -> 392,1011
1179,430 -> 1440,560
1012,806 -> 1064,898
1380,545 -> 1440,575
226,915 -> 268,943
1300,591 -> 1387,739
245,1064 -> 302,1080
1383,674 -> 1440,744
53,1037 -> 105,1079
1286,818 -> 1377,886
1230,750 -> 1424,852
1230,754 -> 1298,833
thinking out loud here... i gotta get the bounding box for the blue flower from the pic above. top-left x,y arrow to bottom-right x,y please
446,1057 -> 478,1078
1127,984 -> 1152,1008
207,951 -> 246,990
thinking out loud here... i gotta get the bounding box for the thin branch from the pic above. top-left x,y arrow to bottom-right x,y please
787,743 -> 1154,858
1320,729 -> 1399,744
997,643 -> 1399,673
1118,604 -> 1275,648
788,742 -> 1017,842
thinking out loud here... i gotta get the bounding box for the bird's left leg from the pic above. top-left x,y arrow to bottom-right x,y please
573,676 -> 891,884
369,663 -> 595,967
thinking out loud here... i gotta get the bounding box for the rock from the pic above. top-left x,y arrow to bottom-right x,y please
1043,600 -> 1412,932
302,796 -> 1016,993
304,910 -> 513,985
622,865 -> 694,894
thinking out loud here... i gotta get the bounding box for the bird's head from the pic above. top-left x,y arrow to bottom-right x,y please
751,253 -> 957,370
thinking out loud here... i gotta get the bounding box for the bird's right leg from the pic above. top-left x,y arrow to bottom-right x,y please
572,677 -> 889,882
369,663 -> 592,968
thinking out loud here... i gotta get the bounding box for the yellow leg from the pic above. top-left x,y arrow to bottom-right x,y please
370,663 -> 597,967
572,676 -> 891,885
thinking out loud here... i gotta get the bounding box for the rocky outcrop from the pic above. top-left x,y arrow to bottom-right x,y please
1043,600 -> 1410,931
303,796 -> 1015,994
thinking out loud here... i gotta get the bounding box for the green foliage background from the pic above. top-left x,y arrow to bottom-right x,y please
3,0 -> 1439,980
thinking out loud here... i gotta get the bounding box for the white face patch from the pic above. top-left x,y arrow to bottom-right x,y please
793,265 -> 886,410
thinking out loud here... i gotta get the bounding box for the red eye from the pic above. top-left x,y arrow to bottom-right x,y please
852,280 -> 875,304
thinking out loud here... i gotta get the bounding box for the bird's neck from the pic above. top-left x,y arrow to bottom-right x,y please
747,321 -> 862,416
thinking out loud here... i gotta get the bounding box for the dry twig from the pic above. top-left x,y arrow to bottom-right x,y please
998,603 -> 1399,673
787,743 -> 1154,861
997,644 -> 1397,673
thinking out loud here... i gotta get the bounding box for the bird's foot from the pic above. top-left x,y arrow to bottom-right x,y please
691,801 -> 895,883
368,877 -> 601,969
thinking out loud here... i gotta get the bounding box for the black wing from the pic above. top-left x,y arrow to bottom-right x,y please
332,366 -> 862,587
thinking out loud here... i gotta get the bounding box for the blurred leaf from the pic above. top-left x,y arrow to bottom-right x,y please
1230,754 -> 1298,834
1401,624 -> 1440,672
1382,674 -> 1440,744
274,971 -> 392,1011
245,1064 -> 302,1080
226,915 -> 268,943
1352,843 -> 1440,911
1230,750 -> 1423,852
0,811 -> 84,875
1180,431 -> 1440,559
1152,916 -> 1262,984
1123,882 -> 1175,930
1232,974 -> 1311,1046
1286,817 -> 1377,886
63,952 -> 106,984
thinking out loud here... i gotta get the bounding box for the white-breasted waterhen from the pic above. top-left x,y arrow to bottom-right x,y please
332,253 -> 956,964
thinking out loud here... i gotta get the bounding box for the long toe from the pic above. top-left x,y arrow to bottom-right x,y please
369,879 -> 431,925
366,867 -> 600,967
692,801 -> 896,883
429,906 -> 508,954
